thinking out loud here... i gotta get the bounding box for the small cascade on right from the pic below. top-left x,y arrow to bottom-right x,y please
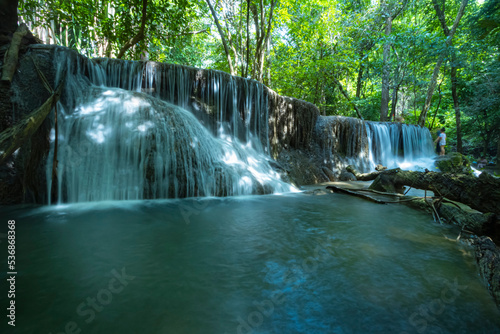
365,122 -> 435,171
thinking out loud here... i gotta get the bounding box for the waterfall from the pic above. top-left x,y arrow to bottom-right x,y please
46,47 -> 294,203
365,122 -> 435,170
93,58 -> 270,154
39,46 -> 436,204
314,116 -> 435,174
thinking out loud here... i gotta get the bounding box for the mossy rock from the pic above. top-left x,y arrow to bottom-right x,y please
435,152 -> 472,174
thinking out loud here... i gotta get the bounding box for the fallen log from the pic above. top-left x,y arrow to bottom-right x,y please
369,169 -> 500,215
326,184 -> 420,204
326,184 -> 387,204
346,165 -> 386,181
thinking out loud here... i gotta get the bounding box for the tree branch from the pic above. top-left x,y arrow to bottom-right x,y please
432,0 -> 451,36
206,0 -> 235,75
117,0 -> 148,59
334,77 -> 364,120
1,23 -> 28,85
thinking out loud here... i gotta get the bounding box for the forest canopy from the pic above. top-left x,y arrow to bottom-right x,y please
15,0 -> 500,158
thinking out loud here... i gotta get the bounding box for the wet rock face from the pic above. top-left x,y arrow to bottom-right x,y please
0,45 -> 57,204
0,44 -> 434,203
1,45 -> 328,203
275,149 -> 329,187
435,152 -> 472,174
268,93 -> 319,156
474,236 -> 500,308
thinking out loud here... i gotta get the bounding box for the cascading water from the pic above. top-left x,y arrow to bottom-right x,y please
94,57 -> 270,153
314,116 -> 435,174
42,46 -> 437,203
365,122 -> 435,170
46,47 -> 294,203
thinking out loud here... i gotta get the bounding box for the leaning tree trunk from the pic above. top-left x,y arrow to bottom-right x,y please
496,137 -> 500,174
206,0 -> 235,76
368,169 -> 500,215
451,54 -> 463,153
380,13 -> 392,122
418,0 -> 468,126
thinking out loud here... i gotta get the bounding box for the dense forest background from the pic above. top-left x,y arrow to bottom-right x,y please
17,0 -> 499,161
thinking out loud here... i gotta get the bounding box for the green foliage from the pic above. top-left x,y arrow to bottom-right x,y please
16,0 -> 499,159
18,0 -> 207,62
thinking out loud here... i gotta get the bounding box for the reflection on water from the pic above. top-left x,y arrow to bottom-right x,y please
1,193 -> 499,334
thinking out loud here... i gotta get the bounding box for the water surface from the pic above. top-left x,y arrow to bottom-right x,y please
1,193 -> 499,334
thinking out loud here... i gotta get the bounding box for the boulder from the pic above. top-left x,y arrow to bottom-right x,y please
435,152 -> 472,174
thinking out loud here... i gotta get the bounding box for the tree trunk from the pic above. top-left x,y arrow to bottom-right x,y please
0,81 -> 64,164
418,55 -> 445,127
116,0 -> 148,59
368,169 -> 500,214
257,0 -> 275,82
417,0 -> 468,126
1,24 -> 28,85
432,0 -> 463,152
451,59 -> 463,153
389,84 -> 399,121
244,0 -> 250,78
380,14 -> 393,122
430,76 -> 444,130
0,0 -> 18,35
334,78 -> 364,120
355,60 -> 364,99
496,136 -> 500,174
206,0 -> 235,75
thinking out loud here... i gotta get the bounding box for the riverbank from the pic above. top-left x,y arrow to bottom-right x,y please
303,180 -> 500,309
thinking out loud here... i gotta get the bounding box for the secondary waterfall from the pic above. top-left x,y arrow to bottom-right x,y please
46,48 -> 293,203
315,116 -> 435,175
365,121 -> 435,170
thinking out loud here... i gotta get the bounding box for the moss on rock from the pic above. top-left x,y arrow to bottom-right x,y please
435,152 -> 472,174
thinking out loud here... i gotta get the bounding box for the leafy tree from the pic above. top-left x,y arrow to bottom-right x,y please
12,0 -> 499,163
205,0 -> 277,81
417,0 -> 468,127
18,0 -> 205,61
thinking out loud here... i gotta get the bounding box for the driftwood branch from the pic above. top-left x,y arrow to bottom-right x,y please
0,80 -> 64,164
1,23 -> 28,85
346,165 -> 386,181
327,185 -> 387,204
